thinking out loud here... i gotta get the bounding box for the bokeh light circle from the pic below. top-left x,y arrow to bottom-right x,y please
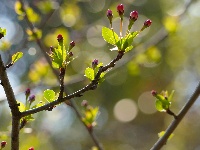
114,99 -> 138,122
138,91 -> 157,114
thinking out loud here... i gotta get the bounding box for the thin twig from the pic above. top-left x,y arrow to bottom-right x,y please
150,81 -> 200,150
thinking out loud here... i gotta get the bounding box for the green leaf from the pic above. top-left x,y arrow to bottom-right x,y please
155,100 -> 165,112
31,101 -> 45,109
82,106 -> 99,126
85,67 -> 94,81
102,27 -> 119,45
0,27 -> 6,37
44,89 -> 56,102
125,45 -> 133,52
17,101 -> 26,112
12,52 -> 23,64
49,41 -> 67,69
158,131 -> 174,141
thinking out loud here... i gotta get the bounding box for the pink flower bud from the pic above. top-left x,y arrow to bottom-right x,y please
130,11 -> 138,21
144,19 -> 152,27
28,147 -> 34,150
1,141 -> 7,148
151,90 -> 157,97
70,41 -> 75,47
107,9 -> 113,18
117,4 -> 124,16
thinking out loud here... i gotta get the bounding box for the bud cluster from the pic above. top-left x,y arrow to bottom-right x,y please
106,4 -> 152,34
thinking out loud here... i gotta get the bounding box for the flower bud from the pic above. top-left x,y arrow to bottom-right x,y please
1,141 -> 7,149
130,11 -> 138,21
151,90 -> 157,97
69,41 -> 75,51
107,9 -> 113,25
92,59 -> 98,69
57,34 -> 63,42
144,19 -> 152,27
25,88 -> 31,97
29,95 -> 35,104
117,4 -> 124,16
28,147 -> 34,150
81,100 -> 88,107
68,52 -> 73,57
140,19 -> 152,31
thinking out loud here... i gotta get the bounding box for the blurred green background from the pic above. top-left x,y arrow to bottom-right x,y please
0,0 -> 200,149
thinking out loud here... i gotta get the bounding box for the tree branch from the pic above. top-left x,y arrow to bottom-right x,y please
0,55 -> 21,150
150,81 -> 200,150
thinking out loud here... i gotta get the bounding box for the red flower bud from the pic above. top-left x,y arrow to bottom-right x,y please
70,41 -> 75,47
151,90 -> 157,97
28,147 -> 34,150
57,34 -> 63,42
144,19 -> 152,27
117,4 -> 124,16
25,88 -> 31,97
1,141 -> 7,148
130,11 -> 138,21
68,52 -> 73,57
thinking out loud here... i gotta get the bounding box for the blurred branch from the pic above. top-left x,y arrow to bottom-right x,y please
0,55 -> 21,150
150,81 -> 200,150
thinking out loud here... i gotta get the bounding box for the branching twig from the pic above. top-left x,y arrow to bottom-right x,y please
150,81 -> 200,150
0,55 -> 21,150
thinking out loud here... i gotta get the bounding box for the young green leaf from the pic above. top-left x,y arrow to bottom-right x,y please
158,131 -> 174,141
102,27 -> 119,45
44,89 -> 56,102
0,28 -> 6,38
125,45 -> 133,52
12,52 -> 23,64
85,67 -> 95,81
17,101 -> 26,112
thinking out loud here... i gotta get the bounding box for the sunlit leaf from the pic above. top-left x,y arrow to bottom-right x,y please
85,67 -> 94,81
125,45 -> 133,52
14,1 -> 23,15
31,101 -> 45,109
0,27 -> 6,39
168,90 -> 175,101
12,52 -> 23,64
158,131 -> 174,141
18,101 -> 26,112
44,89 -> 56,102
102,27 -> 119,45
